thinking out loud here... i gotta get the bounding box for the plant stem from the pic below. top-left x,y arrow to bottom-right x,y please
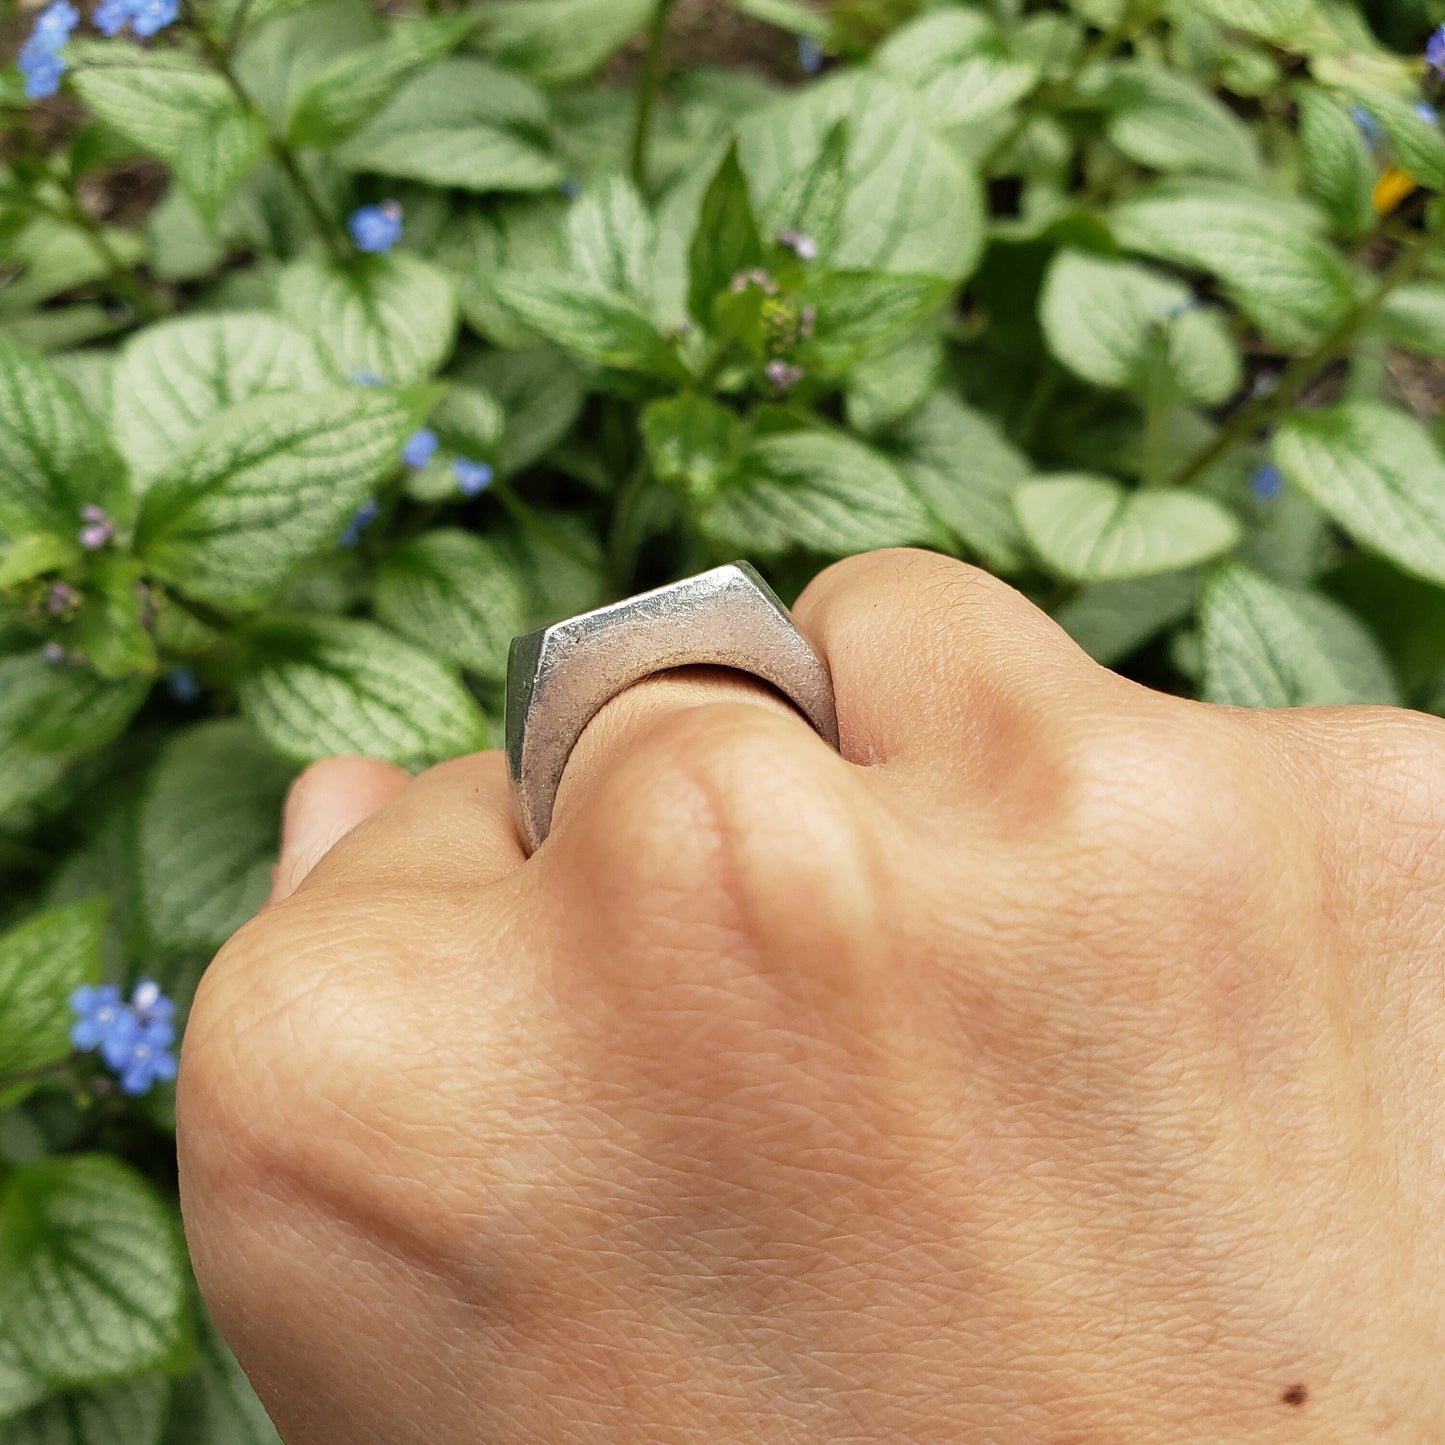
491,480 -> 600,571
193,19 -> 348,260
629,0 -> 678,192
1170,235 -> 1439,488
43,195 -> 169,320
607,460 -> 654,593
0,1055 -> 77,1094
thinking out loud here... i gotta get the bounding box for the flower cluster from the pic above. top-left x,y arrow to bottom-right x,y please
348,201 -> 403,254
70,979 -> 178,1096
77,503 -> 114,551
18,0 -> 78,100
94,0 -> 178,39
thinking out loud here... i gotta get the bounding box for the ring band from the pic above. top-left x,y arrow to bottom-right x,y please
505,560 -> 839,855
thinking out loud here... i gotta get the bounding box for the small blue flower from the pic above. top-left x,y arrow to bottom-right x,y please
797,36 -> 823,75
31,0 -> 79,46
402,428 -> 438,469
1415,101 -> 1440,128
350,370 -> 388,387
166,666 -> 200,703
453,458 -> 493,497
1350,103 -> 1384,149
129,977 -> 175,1026
70,984 -> 128,1052
128,0 -> 177,35
93,0 -> 132,35
19,39 -> 66,99
1249,462 -> 1284,502
348,200 -> 402,255
1427,24 -> 1445,77
102,1012 -> 177,1096
339,499 -> 380,547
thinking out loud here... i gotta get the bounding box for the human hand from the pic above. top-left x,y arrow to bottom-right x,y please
177,548 -> 1445,1443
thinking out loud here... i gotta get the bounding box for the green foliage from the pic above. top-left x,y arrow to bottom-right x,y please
2,0 -> 1443,1436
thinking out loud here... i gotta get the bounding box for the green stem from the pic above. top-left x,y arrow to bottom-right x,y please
629,0 -> 678,191
194,19 -> 348,260
28,189 -> 168,320
1170,235 -> 1439,489
1139,334 -> 1176,488
0,1055 -> 77,1094
607,460 -> 654,594
491,481 -> 599,570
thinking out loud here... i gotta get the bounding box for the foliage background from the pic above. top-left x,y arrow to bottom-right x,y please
3,0 -> 1445,1436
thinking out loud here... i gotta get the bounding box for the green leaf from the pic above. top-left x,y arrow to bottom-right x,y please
137,722 -> 293,956
1295,89 -> 1375,238
496,509 -> 606,628
489,272 -> 681,376
794,271 -> 952,378
0,533 -> 77,589
73,554 -> 157,681
876,9 -> 1040,128
68,43 -> 263,218
238,616 -> 489,766
210,0 -> 327,41
740,71 -> 985,279
890,392 -> 1028,573
337,58 -> 563,193
0,650 -> 147,755
0,1157 -> 187,1390
1200,564 -> 1399,707
1109,180 -> 1355,348
1040,250 -> 1240,406
111,315 -> 330,485
688,144 -> 765,327
1376,285 -> 1445,358
1015,474 -> 1241,582
374,530 -> 529,682
641,394 -> 742,496
698,428 -> 939,556
484,0 -> 652,87
288,13 -> 477,147
0,900 -> 106,1098
1349,89 -> 1445,191
0,658 -> 67,825
456,347 -> 584,477
567,173 -> 655,306
162,1313 -> 279,1445
136,389 -> 411,609
0,1334 -> 46,1420
7,1377 -> 170,1445
1056,570 -> 1199,666
1272,402 -> 1445,589
277,255 -> 458,386
431,383 -> 505,462
1188,0 -> 1315,41
0,335 -> 127,539
844,323 -> 943,434
764,121 -> 848,264
1101,63 -> 1260,178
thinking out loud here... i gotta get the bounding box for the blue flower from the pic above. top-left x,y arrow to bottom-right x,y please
339,499 -> 380,547
453,458 -> 493,497
1416,101 -> 1440,128
1427,24 -> 1445,77
350,369 -> 388,386
1350,103 -> 1383,149
19,39 -> 66,99
402,428 -> 438,469
166,666 -> 200,703
102,1012 -> 178,1096
32,0 -> 79,46
129,977 -> 175,1026
93,0 -> 131,35
1249,462 -> 1284,502
797,36 -> 823,75
129,0 -> 177,36
348,200 -> 402,254
70,984 -> 129,1052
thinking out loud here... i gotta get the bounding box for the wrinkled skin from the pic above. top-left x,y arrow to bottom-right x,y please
177,548 -> 1445,1443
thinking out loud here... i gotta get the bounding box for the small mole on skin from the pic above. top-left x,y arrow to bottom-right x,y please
1281,1384 -> 1308,1407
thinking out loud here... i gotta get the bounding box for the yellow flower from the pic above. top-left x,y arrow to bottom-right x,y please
1373,166 -> 1418,215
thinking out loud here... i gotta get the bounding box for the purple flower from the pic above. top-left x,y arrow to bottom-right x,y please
348,200 -> 403,254
70,984 -> 128,1052
764,359 -> 805,392
799,304 -> 816,340
45,581 -> 78,616
797,36 -> 823,75
42,640 -> 68,665
453,458 -> 493,497
18,39 -> 66,99
402,428 -> 438,469
93,0 -> 130,34
1427,24 -> 1445,77
129,0 -> 177,36
77,504 -> 114,551
339,499 -> 380,547
729,267 -> 778,295
166,666 -> 200,703
1249,462 -> 1284,502
777,230 -> 818,262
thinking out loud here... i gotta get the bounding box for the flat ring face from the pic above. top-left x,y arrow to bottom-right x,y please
505,561 -> 839,855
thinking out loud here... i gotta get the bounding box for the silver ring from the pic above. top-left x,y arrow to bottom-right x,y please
505,560 -> 839,855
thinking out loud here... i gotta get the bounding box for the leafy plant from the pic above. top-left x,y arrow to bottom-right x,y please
3,0 -> 1445,1435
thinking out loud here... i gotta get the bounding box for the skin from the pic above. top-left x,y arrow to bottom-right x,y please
177,547 -> 1445,1443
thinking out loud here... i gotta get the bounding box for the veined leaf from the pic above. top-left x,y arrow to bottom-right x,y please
161,1314 -> 279,1445
1376,285 -> 1445,358
641,394 -> 742,496
566,173 -> 655,305
1102,63 -> 1260,179
484,0 -> 652,87
688,144 -> 765,327
1295,88 -> 1375,238
1188,0 -> 1316,42
8,1376 -> 170,1445
795,271 -> 952,377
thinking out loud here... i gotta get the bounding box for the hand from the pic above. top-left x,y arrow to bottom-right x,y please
177,548 -> 1445,1443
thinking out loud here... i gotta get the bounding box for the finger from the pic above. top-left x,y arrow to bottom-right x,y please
277,750 -> 528,900
788,547 -> 1105,778
268,757 -> 411,905
544,661 -> 835,848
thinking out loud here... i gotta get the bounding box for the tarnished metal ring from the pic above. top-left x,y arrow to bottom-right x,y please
504,561 -> 839,855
